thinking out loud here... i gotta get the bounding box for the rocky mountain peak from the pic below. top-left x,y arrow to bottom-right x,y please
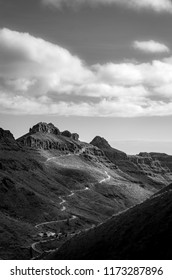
16,122 -> 80,151
90,136 -> 127,162
29,122 -> 60,135
90,136 -> 111,150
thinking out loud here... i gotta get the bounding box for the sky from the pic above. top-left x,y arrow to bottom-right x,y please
0,0 -> 172,154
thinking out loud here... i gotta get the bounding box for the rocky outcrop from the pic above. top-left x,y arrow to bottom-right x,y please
90,136 -> 127,162
150,152 -> 172,172
71,133 -> 79,141
90,136 -> 111,150
61,130 -> 72,138
61,131 -> 79,141
17,122 -> 80,152
139,152 -> 152,158
129,153 -> 171,174
20,136 -> 69,151
29,122 -> 60,135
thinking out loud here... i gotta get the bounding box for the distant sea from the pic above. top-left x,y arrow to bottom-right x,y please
110,140 -> 172,155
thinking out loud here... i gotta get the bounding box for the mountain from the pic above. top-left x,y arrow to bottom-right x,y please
90,136 -> 127,161
17,122 -> 80,151
47,183 -> 172,260
0,122 -> 172,259
91,136 -> 172,191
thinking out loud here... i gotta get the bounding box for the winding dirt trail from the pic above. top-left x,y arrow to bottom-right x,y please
45,147 -> 86,164
99,171 -> 111,184
31,148 -> 111,258
35,215 -> 76,229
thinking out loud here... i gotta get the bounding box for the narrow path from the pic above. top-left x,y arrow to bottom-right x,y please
46,153 -> 72,163
46,147 -> 86,163
35,187 -> 90,229
35,215 -> 76,229
99,171 -> 111,183
35,170 -> 110,229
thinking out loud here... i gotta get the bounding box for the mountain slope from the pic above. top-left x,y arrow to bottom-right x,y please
91,136 -> 172,191
48,184 -> 172,260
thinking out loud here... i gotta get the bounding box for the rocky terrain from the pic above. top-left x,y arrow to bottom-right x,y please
149,152 -> 172,172
0,122 -> 172,259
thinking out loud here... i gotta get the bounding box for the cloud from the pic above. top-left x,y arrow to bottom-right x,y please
1,28 -> 172,117
93,63 -> 143,86
42,0 -> 172,13
0,28 -> 92,94
133,40 -> 170,53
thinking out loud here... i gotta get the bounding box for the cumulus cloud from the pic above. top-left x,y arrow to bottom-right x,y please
0,28 -> 92,94
1,28 -> 172,117
133,40 -> 170,53
42,0 -> 172,13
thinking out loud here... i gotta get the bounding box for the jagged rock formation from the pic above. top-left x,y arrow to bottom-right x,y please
128,153 -> 170,175
150,152 -> 172,172
17,122 -> 80,152
29,122 -> 60,135
17,124 -> 116,167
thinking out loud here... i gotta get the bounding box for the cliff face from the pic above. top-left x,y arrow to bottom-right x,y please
17,122 -> 80,153
29,122 -> 60,135
128,153 -> 170,175
150,152 -> 172,172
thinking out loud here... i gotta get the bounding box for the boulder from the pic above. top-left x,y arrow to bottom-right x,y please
61,130 -> 72,138
71,133 -> 79,141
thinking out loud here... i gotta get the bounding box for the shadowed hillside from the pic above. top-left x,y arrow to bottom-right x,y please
48,184 -> 172,260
